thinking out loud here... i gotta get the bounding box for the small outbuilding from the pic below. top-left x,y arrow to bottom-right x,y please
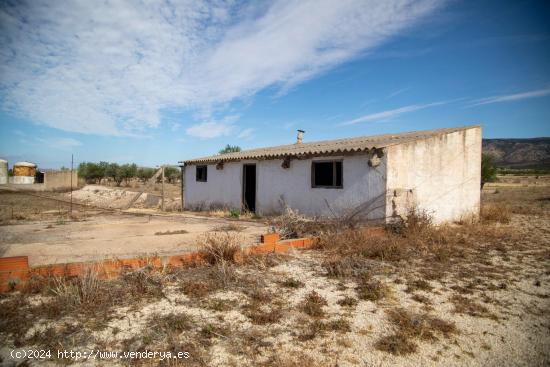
180,126 -> 482,223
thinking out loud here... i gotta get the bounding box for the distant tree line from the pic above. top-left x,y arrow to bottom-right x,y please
78,162 -> 180,186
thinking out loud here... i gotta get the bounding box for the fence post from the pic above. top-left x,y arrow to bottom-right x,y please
161,166 -> 165,212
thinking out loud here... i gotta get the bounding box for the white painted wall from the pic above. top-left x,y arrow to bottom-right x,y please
184,127 -> 481,223
184,154 -> 388,219
385,127 -> 482,223
183,161 -> 243,210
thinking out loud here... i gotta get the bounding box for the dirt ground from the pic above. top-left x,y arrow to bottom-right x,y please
0,188 -> 267,265
0,179 -> 549,366
0,212 -> 267,266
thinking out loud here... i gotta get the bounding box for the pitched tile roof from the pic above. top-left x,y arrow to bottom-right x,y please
181,125 -> 480,165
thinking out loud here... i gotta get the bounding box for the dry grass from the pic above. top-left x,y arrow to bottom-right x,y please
450,294 -> 498,319
245,306 -> 283,325
337,295 -> 358,307
297,317 -> 351,341
270,207 -> 336,239
375,308 -> 457,355
279,277 -> 304,288
480,203 -> 512,224
154,229 -> 189,235
356,273 -> 392,302
212,223 -> 245,232
199,232 -> 242,265
300,291 -> 328,318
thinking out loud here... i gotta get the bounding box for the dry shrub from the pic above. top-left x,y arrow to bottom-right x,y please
212,223 -> 245,232
300,291 -> 328,317
481,203 -> 512,224
199,232 -> 242,265
154,229 -> 189,235
246,306 -> 283,325
317,228 -> 404,262
450,294 -> 498,319
356,273 -> 391,302
386,308 -> 457,340
197,232 -> 243,287
405,279 -> 433,293
280,277 -> 304,288
181,280 -> 213,298
120,266 -> 164,298
375,333 -> 417,355
0,295 -> 33,342
297,318 -> 351,341
264,353 -> 323,367
316,207 -> 514,284
411,294 -> 431,304
322,255 -> 372,278
375,308 -> 457,355
148,312 -> 194,334
337,296 -> 358,307
51,267 -> 101,308
270,207 -> 335,239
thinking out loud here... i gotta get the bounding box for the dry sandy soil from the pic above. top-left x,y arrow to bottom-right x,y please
0,182 -> 549,367
0,212 -> 267,266
0,188 -> 267,265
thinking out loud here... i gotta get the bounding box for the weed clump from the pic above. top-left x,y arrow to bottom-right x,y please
375,308 -> 457,355
300,291 -> 328,317
356,274 -> 391,302
480,203 -> 511,224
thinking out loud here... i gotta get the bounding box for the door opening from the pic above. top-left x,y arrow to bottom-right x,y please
242,164 -> 256,212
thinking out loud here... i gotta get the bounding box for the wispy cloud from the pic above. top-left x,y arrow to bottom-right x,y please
237,128 -> 255,140
468,87 -> 550,107
25,137 -> 82,150
185,115 -> 239,139
0,0 -> 443,136
340,101 -> 449,125
386,87 -> 411,99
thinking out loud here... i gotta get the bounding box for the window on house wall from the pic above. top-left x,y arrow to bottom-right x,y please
196,165 -> 207,182
311,160 -> 342,188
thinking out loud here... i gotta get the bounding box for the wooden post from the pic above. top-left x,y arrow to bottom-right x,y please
161,165 -> 165,211
70,154 -> 73,217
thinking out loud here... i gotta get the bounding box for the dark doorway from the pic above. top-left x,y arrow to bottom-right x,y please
242,164 -> 256,212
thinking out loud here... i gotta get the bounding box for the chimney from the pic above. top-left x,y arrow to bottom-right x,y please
296,129 -> 305,144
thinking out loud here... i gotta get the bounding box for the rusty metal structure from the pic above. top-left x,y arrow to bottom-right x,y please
12,161 -> 37,184
0,159 -> 7,185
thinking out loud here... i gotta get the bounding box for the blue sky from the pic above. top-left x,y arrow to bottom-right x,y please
0,0 -> 549,168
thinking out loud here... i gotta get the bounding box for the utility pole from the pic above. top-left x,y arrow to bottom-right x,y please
70,154 -> 73,217
161,165 -> 165,211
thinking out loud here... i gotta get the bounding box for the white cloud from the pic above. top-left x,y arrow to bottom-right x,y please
22,136 -> 82,150
185,116 -> 236,139
468,87 -> 550,107
340,101 -> 448,125
386,87 -> 411,99
0,0 -> 443,136
54,138 -> 82,147
237,128 -> 255,140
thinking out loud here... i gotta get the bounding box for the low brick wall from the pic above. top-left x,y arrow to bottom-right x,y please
0,227 -> 386,293
0,234 -> 319,292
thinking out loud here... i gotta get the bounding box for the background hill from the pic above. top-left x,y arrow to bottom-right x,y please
482,137 -> 550,169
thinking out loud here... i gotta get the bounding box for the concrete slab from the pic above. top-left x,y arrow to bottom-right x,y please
0,212 -> 268,266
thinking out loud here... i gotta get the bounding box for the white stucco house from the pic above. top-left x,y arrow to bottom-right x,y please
180,126 -> 482,223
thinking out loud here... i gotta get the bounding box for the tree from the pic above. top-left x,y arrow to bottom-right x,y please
119,163 -> 137,186
104,163 -> 122,186
137,167 -> 156,182
78,162 -> 104,183
219,144 -> 241,154
164,166 -> 180,184
481,153 -> 497,189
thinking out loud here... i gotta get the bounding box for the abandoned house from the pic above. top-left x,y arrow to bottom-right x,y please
180,125 -> 482,223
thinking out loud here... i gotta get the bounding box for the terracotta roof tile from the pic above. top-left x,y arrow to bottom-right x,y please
181,125 -> 480,165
